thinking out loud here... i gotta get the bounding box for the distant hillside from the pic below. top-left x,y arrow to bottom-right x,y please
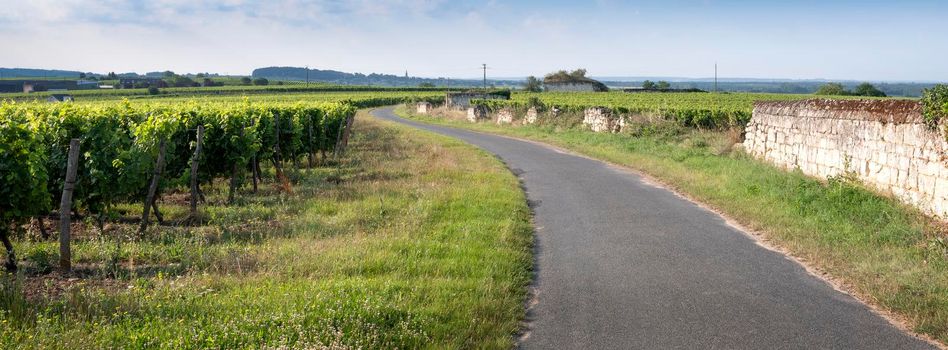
598,79 -> 941,97
252,66 -> 518,88
0,68 -> 87,79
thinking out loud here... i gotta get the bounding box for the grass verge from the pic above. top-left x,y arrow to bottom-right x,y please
0,110 -> 532,349
397,105 -> 948,346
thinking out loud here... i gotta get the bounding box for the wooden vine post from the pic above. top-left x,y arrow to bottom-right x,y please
139,140 -> 167,234
59,138 -> 80,272
0,226 -> 15,272
341,114 -> 354,150
272,113 -> 288,190
333,114 -> 355,159
189,125 -> 204,219
307,117 -> 315,168
249,118 -> 259,193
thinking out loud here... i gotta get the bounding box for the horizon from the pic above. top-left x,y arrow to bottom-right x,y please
3,66 -> 946,85
2,1 -> 947,82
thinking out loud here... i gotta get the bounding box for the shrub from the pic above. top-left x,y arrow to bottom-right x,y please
253,78 -> 269,86
147,86 -> 160,95
921,84 -> 948,128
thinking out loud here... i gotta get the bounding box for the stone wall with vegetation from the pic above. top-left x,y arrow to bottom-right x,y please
743,99 -> 948,217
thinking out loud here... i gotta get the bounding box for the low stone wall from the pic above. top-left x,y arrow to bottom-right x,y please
582,107 -> 624,133
467,105 -> 489,122
495,108 -> 514,125
525,107 -> 539,124
743,99 -> 948,217
416,102 -> 432,115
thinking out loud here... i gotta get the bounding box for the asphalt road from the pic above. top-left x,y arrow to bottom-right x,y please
371,107 -> 935,349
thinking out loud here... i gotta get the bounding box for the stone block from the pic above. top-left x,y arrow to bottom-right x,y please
416,102 -> 433,115
466,106 -> 488,123
495,108 -> 515,125
525,107 -> 539,124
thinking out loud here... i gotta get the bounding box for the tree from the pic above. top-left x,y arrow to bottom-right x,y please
79,72 -> 87,79
418,82 -> 435,88
147,86 -> 160,95
107,72 -> 117,79
544,69 -> 589,83
252,78 -> 269,86
853,83 -> 886,97
168,75 -> 194,87
524,76 -> 542,92
163,71 -> 175,78
656,81 -> 671,90
642,80 -> 657,89
815,82 -> 849,96
241,77 -> 252,85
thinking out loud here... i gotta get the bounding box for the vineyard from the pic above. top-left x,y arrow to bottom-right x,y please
474,91 -> 888,128
0,92 -> 443,272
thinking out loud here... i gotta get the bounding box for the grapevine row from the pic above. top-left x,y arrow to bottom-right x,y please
0,99 -> 391,271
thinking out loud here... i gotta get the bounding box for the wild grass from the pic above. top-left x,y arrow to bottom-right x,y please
399,105 -> 948,345
0,111 -> 532,349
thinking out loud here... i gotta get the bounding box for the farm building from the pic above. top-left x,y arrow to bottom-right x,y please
15,80 -> 80,93
544,81 -> 608,92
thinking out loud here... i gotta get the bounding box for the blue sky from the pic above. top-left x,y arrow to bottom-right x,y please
1,0 -> 946,81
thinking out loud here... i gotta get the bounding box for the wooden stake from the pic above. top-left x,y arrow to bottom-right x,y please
139,140 -> 166,234
334,114 -> 355,159
228,162 -> 239,204
35,216 -> 49,240
190,125 -> 204,218
307,118 -> 314,168
1,226 -> 16,272
251,156 -> 259,193
59,138 -> 80,271
273,114 -> 288,188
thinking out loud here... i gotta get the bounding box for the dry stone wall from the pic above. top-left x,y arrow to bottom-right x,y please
467,105 -> 489,122
495,108 -> 514,125
416,102 -> 432,115
582,107 -> 624,133
525,107 -> 539,124
743,99 -> 948,217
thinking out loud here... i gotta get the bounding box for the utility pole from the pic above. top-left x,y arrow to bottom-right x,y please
482,64 -> 487,91
714,63 -> 718,93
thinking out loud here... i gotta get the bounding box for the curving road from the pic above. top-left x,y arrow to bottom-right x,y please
371,107 -> 935,349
